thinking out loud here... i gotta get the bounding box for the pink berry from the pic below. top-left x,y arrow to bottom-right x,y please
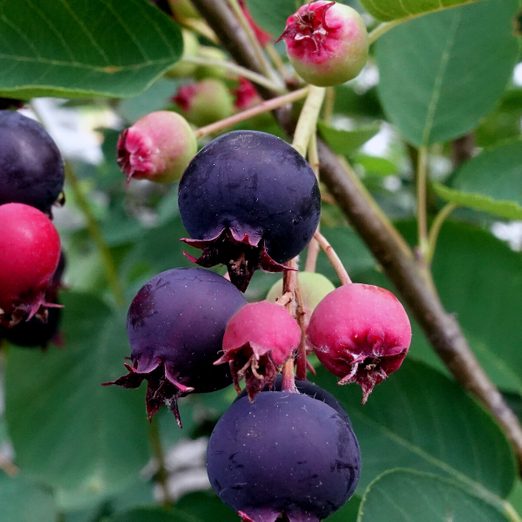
215,300 -> 301,399
0,203 -> 61,324
307,283 -> 412,403
117,111 -> 196,183
172,79 -> 234,126
279,1 -> 368,87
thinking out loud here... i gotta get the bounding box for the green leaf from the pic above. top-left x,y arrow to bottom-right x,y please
0,473 -> 57,522
0,0 -> 182,99
375,0 -> 519,146
110,508 -> 185,522
361,0 -> 478,21
433,140 -> 522,219
317,122 -> 380,157
5,292 -> 150,509
314,360 -> 517,499
358,469 -> 513,521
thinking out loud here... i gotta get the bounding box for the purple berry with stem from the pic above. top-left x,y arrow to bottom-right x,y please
105,267 -> 247,425
178,130 -> 321,291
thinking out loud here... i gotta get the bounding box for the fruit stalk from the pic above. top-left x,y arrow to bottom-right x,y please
190,0 -> 522,469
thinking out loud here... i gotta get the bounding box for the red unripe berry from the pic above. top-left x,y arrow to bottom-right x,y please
0,203 -> 61,322
307,283 -> 412,403
117,111 -> 196,183
215,300 -> 301,399
279,1 -> 369,87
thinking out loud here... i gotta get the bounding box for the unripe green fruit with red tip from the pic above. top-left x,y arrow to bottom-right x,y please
280,1 -> 369,87
173,79 -> 234,126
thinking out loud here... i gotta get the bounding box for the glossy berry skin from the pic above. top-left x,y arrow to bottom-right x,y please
106,267 -> 247,425
0,110 -> 64,213
215,301 -> 300,399
117,111 -> 197,183
178,131 -> 321,291
207,391 -> 361,522
279,1 -> 368,87
307,283 -> 412,403
0,203 -> 61,324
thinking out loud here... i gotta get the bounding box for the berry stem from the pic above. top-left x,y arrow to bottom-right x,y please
314,231 -> 352,285
416,145 -> 430,259
180,56 -> 285,92
292,86 -> 326,157
281,258 -> 298,391
227,0 -> 276,83
148,417 -> 173,507
304,133 -> 320,273
426,202 -> 458,265
179,17 -> 219,43
64,164 -> 125,308
194,87 -> 308,138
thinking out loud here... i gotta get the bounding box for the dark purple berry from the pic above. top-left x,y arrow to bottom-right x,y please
105,267 -> 247,425
2,306 -> 62,349
0,111 -> 64,214
237,376 -> 352,427
207,391 -> 360,522
178,131 -> 321,291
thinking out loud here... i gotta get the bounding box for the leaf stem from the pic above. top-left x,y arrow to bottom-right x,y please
426,202 -> 458,265
180,18 -> 219,43
65,164 -> 125,308
368,19 -> 404,45
292,86 -> 326,156
195,87 -> 308,138
180,56 -> 285,92
416,145 -> 430,259
314,231 -> 352,285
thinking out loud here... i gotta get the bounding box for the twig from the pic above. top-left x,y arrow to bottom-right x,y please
195,87 -> 308,139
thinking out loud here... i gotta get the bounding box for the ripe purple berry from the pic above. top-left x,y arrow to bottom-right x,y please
207,391 -> 361,521
279,1 -> 368,87
178,131 -> 321,291
0,110 -> 64,213
117,111 -> 197,183
105,267 -> 247,425
307,283 -> 412,403
215,300 -> 301,399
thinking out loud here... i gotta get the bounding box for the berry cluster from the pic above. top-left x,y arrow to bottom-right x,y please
0,110 -> 65,346
110,120 -> 411,518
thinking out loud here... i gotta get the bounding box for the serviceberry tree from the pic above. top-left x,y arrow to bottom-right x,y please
0,1 -> 521,521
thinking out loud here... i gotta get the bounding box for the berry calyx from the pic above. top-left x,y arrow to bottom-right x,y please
173,79 -> 234,126
207,391 -> 361,521
105,267 -> 246,425
0,203 -> 61,324
215,301 -> 301,399
233,77 -> 260,110
117,111 -> 197,183
178,131 -> 321,291
279,1 -> 369,87
0,110 -> 64,214
307,283 -> 412,403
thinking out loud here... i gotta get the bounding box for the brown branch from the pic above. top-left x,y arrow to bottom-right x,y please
190,0 -> 522,469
